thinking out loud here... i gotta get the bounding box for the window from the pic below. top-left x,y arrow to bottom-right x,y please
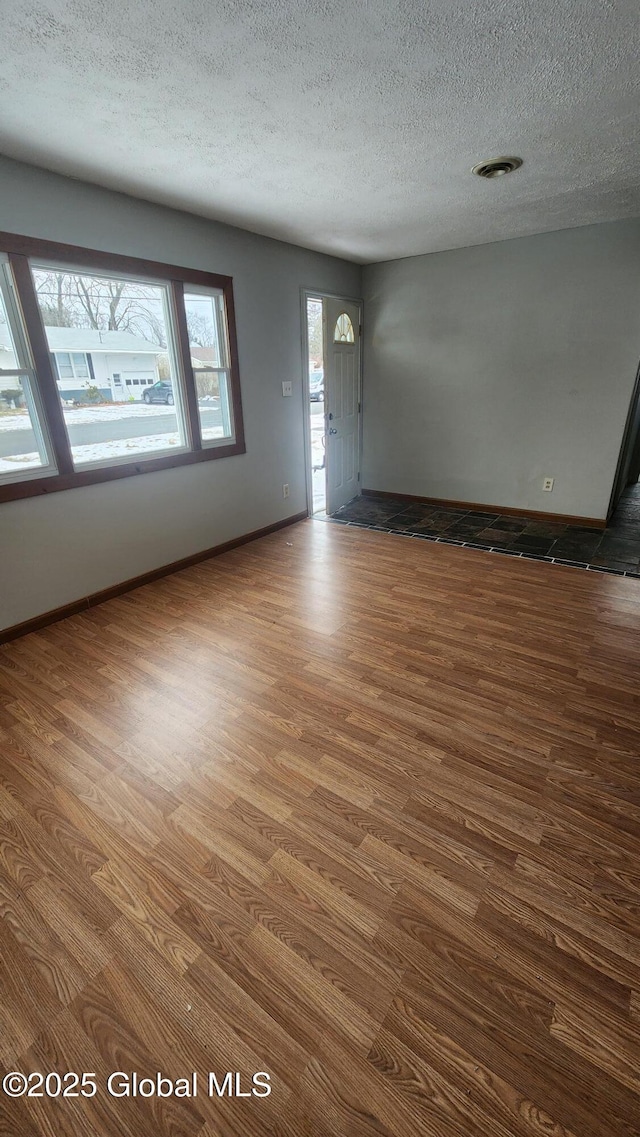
54,353 -> 73,379
184,288 -> 235,443
0,258 -> 56,483
54,351 -> 90,381
334,312 -> 355,343
0,232 -> 245,502
33,265 -> 188,468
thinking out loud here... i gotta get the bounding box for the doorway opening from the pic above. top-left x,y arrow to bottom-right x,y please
303,291 -> 362,518
609,361 -> 640,521
306,296 -> 326,514
605,363 -> 640,565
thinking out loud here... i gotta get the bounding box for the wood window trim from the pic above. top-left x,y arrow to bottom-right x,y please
8,252 -> 74,479
171,279 -> 202,454
0,231 -> 246,503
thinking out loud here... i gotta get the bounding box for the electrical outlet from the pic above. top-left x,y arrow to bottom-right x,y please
282,381 -> 292,397
282,483 -> 290,499
543,477 -> 554,492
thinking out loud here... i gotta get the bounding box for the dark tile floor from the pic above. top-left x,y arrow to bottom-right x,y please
324,483 -> 640,578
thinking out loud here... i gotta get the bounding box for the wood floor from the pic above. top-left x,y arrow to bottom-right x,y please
1,519 -> 639,1137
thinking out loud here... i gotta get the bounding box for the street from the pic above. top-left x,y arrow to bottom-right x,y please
0,404 -> 222,459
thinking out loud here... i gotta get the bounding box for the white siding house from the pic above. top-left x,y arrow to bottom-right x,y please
47,328 -> 161,401
0,325 -> 161,403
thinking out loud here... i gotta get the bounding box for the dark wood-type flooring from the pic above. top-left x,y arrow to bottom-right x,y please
1,520 -> 639,1136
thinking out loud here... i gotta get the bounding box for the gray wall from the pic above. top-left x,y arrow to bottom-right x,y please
0,156 -> 361,631
362,220 -> 640,521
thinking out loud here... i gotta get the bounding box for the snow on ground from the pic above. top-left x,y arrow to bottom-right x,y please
0,427 -> 226,474
310,404 -> 326,511
0,400 -> 219,431
0,411 -> 33,433
0,454 -> 42,474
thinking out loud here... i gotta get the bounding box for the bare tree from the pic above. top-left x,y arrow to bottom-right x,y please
186,311 -> 216,347
33,272 -> 75,327
33,270 -> 168,346
307,300 -> 323,364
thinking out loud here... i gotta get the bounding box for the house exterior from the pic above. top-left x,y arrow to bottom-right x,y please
0,325 -> 162,403
188,345 -> 221,366
47,328 -> 162,402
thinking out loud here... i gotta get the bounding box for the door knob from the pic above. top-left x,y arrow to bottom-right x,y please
329,427 -> 337,435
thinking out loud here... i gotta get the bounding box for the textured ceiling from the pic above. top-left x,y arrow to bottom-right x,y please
2,0 -> 640,263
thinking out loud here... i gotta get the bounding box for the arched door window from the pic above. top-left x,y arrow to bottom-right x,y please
333,313 -> 355,343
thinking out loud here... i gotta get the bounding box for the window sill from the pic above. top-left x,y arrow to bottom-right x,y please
0,439 -> 246,503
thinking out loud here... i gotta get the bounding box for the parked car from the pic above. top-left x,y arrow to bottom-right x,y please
309,369 -> 324,402
143,380 -> 174,405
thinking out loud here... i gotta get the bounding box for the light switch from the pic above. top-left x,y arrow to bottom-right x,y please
282,381 -> 293,397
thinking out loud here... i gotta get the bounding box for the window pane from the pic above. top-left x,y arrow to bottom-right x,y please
32,266 -> 188,468
184,289 -> 234,444
0,292 -> 20,370
0,270 -> 54,481
0,375 -> 51,477
72,352 -> 89,378
333,312 -> 355,343
184,291 -> 223,366
55,352 -> 74,378
193,369 -> 234,441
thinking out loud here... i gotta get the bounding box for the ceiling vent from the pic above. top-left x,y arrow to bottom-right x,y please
472,157 -> 523,179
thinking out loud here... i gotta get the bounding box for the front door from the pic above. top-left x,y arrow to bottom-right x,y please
324,297 -> 361,514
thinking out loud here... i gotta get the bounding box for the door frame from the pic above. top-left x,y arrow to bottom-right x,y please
607,359 -> 640,518
300,287 -> 363,516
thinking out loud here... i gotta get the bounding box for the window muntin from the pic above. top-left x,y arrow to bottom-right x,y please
184,288 -> 235,445
32,265 -> 189,470
0,260 -> 56,483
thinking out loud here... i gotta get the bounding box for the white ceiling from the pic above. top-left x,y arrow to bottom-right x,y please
2,0 -> 640,263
